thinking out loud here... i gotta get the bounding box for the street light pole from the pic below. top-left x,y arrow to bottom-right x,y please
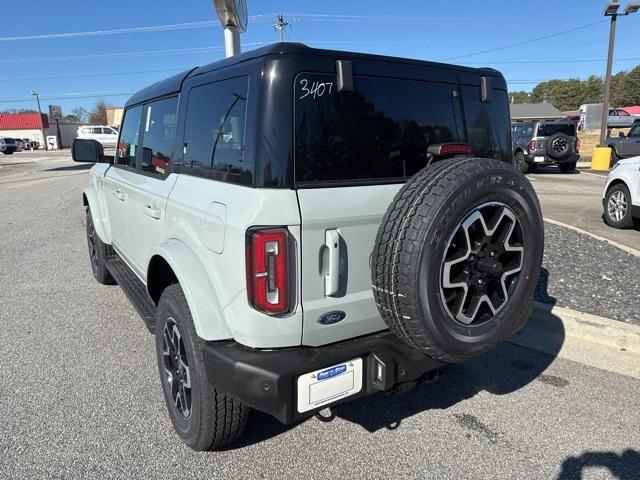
600,1 -> 640,145
31,90 -> 47,151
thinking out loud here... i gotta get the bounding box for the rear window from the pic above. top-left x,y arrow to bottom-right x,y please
537,123 -> 575,137
294,73 -> 510,184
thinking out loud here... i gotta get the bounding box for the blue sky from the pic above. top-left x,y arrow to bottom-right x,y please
1,0 -> 639,115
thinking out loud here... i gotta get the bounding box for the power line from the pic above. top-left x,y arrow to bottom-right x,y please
443,19 -> 608,61
0,67 -> 190,82
0,43 -> 267,64
462,57 -> 640,65
0,92 -> 135,104
0,15 -> 279,42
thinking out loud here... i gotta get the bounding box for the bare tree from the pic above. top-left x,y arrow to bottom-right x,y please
70,106 -> 88,123
88,101 -> 107,125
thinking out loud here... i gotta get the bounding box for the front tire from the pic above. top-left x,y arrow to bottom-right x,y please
514,151 -> 529,173
86,208 -> 115,285
155,284 -> 249,451
604,184 -> 634,229
3,150 -> 13,155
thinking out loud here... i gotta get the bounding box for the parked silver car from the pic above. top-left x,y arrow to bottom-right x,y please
608,108 -> 639,128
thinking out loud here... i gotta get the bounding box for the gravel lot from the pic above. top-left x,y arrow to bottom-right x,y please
535,222 -> 640,325
1,154 -> 639,479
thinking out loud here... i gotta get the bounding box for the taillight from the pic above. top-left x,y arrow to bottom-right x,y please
527,140 -> 537,151
575,138 -> 580,152
246,228 -> 290,315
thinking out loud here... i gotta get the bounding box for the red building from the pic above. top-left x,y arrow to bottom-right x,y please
0,113 -> 49,145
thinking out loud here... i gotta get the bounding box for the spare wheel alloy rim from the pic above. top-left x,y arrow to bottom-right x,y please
440,202 -> 524,326
162,318 -> 192,418
552,138 -> 568,153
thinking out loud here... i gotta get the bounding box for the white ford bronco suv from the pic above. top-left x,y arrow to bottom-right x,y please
73,43 -> 544,451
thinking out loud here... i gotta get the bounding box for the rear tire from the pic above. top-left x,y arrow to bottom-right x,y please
372,157 -> 544,363
3,151 -> 13,155
559,162 -> 576,174
155,284 -> 249,451
514,151 -> 529,173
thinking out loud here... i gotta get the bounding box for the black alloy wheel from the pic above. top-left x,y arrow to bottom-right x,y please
440,202 -> 524,326
162,318 -> 192,419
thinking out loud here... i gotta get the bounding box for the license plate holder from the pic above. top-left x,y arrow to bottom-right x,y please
296,358 -> 363,413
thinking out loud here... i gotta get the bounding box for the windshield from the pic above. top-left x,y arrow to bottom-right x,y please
537,123 -> 575,137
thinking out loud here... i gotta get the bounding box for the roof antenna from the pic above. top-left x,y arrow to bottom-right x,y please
273,14 -> 289,42
212,0 -> 248,58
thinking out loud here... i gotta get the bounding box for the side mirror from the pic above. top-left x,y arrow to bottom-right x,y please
72,138 -> 103,162
619,132 -> 625,137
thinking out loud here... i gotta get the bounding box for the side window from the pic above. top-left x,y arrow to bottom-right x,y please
141,96 -> 178,175
81,127 -> 91,134
116,106 -> 142,168
93,127 -> 103,134
628,125 -> 640,137
182,76 -> 249,181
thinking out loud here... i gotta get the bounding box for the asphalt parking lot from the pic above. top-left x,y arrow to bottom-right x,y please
1,153 -> 639,479
528,165 -> 639,252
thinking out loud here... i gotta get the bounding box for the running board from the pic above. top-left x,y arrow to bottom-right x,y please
105,256 -> 156,333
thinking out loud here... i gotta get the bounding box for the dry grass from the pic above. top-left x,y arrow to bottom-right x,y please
578,127 -> 629,163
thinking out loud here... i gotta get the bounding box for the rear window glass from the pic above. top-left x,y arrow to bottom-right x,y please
294,73 -> 510,184
537,123 -> 575,137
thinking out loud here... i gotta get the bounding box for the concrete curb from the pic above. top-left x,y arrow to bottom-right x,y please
532,301 -> 640,353
508,302 -> 640,378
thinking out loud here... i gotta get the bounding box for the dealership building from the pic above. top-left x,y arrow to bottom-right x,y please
0,113 -> 49,146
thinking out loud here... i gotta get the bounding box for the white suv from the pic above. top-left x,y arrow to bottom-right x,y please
72,44 -> 544,451
603,156 -> 640,228
76,125 -> 118,148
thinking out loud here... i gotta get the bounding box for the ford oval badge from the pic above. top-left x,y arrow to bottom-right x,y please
318,310 -> 347,325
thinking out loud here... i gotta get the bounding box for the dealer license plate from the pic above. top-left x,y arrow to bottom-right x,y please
296,358 -> 363,413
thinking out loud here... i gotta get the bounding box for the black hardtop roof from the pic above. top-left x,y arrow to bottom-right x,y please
125,42 -> 505,108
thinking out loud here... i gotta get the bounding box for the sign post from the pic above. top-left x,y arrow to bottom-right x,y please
212,0 -> 247,57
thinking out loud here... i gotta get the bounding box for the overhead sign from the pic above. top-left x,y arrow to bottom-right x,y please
49,105 -> 62,119
213,0 -> 248,32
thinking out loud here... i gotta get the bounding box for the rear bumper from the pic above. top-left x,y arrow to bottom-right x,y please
203,331 -> 443,424
525,153 -> 580,164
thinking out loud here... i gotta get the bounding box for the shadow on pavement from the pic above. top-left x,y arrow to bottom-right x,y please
227,305 -> 566,449
45,164 -> 92,172
534,267 -> 557,306
557,449 -> 640,479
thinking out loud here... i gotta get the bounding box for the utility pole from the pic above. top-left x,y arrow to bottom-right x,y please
600,1 -> 640,145
273,14 -> 289,42
31,91 -> 48,151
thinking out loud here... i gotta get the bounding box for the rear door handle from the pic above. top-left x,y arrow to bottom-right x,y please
143,203 -> 161,219
325,229 -> 340,297
113,189 -> 127,201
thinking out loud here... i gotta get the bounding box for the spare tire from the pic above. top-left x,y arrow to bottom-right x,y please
371,157 -> 543,363
546,133 -> 572,159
